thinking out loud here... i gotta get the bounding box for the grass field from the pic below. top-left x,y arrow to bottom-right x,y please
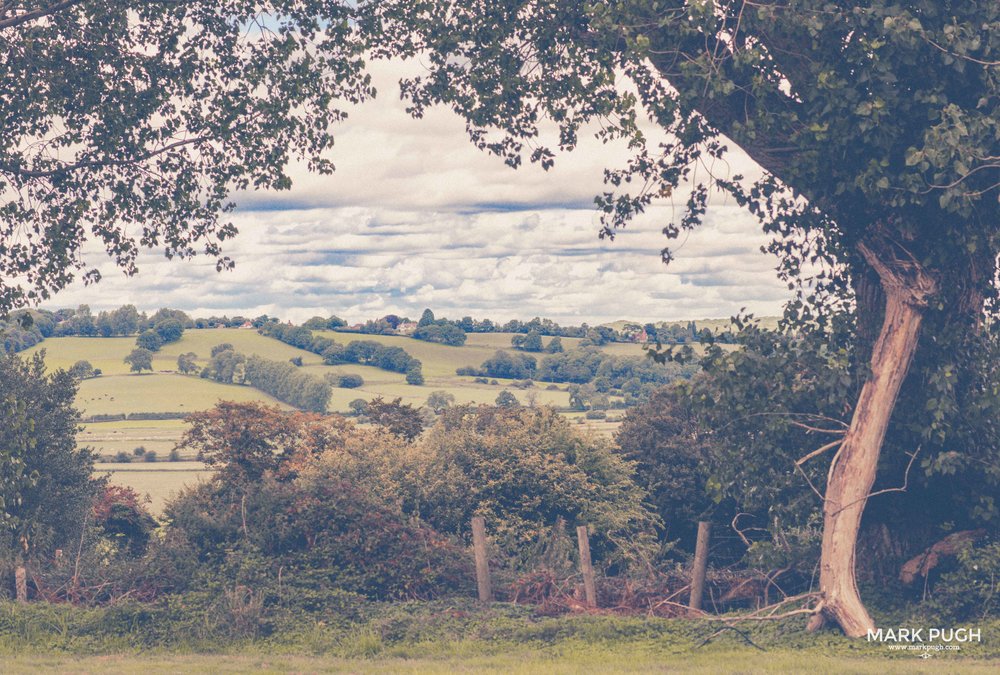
0,601 -> 995,673
80,419 -> 189,458
76,373 -> 288,416
95,461 -> 210,512
3,649 -> 997,674
28,327 -> 696,504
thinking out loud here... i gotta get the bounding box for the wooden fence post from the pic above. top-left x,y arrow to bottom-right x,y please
576,524 -> 597,608
689,521 -> 712,611
15,566 -> 27,603
471,516 -> 493,603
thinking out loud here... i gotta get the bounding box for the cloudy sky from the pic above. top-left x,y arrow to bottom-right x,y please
51,60 -> 791,325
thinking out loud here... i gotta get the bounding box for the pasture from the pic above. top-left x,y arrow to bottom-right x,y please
95,461 -> 210,512
29,327 -> 683,510
76,373 -> 289,417
80,418 -> 190,458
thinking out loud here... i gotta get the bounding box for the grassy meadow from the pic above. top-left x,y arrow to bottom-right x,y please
30,327 -> 651,510
0,601 -> 995,673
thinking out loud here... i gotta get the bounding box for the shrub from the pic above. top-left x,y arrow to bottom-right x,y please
133,446 -> 146,457
614,387 -> 724,552
143,451 -> 158,462
68,360 -> 96,380
114,451 -> 132,463
924,541 -> 1000,622
338,374 -> 364,388
168,449 -> 181,462
405,406 -> 660,570
167,406 -> 471,600
405,364 -> 425,385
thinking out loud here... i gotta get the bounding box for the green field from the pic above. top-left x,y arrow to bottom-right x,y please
0,601 -> 995,673
30,327 -> 650,421
76,373 -> 289,416
27,327 -> 690,507
96,461 -> 210,512
80,418 -> 190,458
3,650 -> 996,674
25,328 -> 325,374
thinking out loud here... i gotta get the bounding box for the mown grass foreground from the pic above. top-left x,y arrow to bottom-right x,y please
0,600 -> 996,673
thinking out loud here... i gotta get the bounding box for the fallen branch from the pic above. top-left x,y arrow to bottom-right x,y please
706,592 -> 823,624
696,624 -> 766,651
900,529 -> 986,585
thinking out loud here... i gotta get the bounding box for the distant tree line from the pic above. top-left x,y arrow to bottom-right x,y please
0,305 -> 288,355
302,315 -> 349,331
261,323 -> 425,385
245,356 -> 331,413
457,347 -> 695,407
196,343 -> 331,412
133,308 -> 190,353
330,311 -> 736,345
0,311 -> 46,352
412,309 -> 467,346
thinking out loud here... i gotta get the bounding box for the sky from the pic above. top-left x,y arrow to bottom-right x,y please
49,59 -> 791,325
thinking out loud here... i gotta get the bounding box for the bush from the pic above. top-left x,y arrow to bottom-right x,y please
133,446 -> 146,457
168,449 -> 181,462
143,451 -> 158,462
114,451 -> 132,463
405,364 -> 425,385
585,410 -> 606,419
167,405 -> 472,600
924,541 -> 1000,622
68,360 -> 96,379
614,387 -> 724,552
338,374 -> 364,388
405,406 -> 660,570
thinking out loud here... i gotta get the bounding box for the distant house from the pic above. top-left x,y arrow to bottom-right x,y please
347,323 -> 364,331
396,321 -> 418,336
621,324 -> 648,343
239,320 -> 254,329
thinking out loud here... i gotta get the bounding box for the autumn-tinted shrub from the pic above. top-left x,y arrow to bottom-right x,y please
167,403 -> 471,600
402,405 -> 659,571
923,540 -> 1000,622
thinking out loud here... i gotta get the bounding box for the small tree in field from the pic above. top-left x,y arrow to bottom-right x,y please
405,363 -> 425,385
495,390 -> 519,408
426,390 -> 455,414
125,348 -> 153,374
177,352 -> 199,374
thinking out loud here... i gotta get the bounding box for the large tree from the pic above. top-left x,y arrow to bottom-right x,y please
359,1 -> 999,635
0,0 -> 370,311
0,352 -> 100,562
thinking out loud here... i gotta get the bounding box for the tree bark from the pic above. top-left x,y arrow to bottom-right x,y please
810,243 -> 936,637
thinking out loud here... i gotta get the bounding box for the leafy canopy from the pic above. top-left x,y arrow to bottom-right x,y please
0,1 -> 371,311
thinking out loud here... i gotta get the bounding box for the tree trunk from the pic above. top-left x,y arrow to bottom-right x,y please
810,243 -> 936,637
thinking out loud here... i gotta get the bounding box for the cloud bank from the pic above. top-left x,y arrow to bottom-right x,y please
50,59 -> 790,324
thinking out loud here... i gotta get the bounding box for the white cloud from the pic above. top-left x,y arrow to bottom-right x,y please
48,58 -> 791,324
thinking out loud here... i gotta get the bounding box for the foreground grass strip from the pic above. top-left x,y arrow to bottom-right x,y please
1,650 -> 999,674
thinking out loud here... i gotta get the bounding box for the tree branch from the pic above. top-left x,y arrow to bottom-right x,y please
0,0 -> 87,30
